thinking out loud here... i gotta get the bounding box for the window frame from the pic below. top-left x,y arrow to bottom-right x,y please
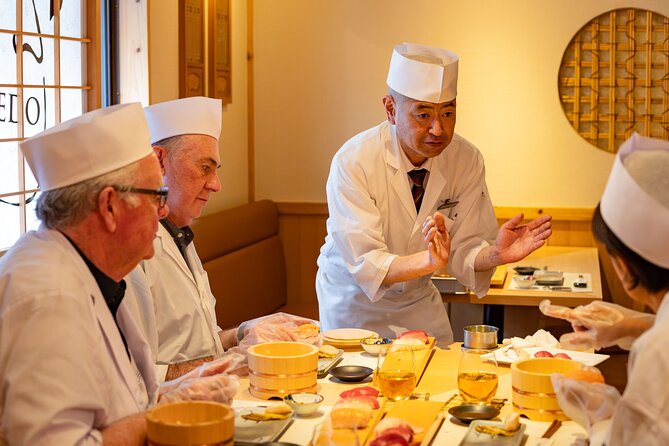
0,0 -> 102,252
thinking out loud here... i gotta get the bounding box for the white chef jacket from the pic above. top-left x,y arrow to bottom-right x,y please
316,121 -> 498,344
605,291 -> 669,445
124,223 -> 223,369
0,228 -> 158,446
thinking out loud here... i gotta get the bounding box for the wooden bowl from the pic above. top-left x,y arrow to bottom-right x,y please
511,358 -> 582,421
146,401 -> 234,446
247,341 -> 319,399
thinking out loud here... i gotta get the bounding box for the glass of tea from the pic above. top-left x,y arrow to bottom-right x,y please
377,345 -> 417,401
457,348 -> 498,404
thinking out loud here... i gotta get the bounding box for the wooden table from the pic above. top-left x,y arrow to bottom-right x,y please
442,246 -> 603,307
441,246 -> 603,339
232,343 -> 588,445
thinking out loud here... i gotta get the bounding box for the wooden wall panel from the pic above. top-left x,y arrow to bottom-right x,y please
278,203 -> 597,307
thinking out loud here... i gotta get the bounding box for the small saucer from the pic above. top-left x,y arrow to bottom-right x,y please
448,403 -> 500,424
330,365 -> 373,382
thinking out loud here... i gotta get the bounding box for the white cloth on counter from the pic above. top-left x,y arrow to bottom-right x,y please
501,329 -> 560,360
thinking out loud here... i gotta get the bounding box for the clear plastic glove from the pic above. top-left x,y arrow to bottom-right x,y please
539,299 -> 654,350
160,351 -> 245,395
551,373 -> 620,435
237,312 -> 320,346
158,373 -> 240,405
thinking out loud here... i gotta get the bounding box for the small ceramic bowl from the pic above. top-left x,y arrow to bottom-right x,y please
448,404 -> 500,424
330,365 -> 374,382
512,275 -> 537,289
284,392 -> 324,417
360,337 -> 393,356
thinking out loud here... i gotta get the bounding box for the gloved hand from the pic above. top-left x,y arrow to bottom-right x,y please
158,373 -> 240,405
551,373 -> 620,435
539,299 -> 654,350
160,351 -> 246,394
237,312 -> 320,346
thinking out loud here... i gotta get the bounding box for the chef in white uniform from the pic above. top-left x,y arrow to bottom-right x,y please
0,104 -> 165,445
545,134 -> 669,446
317,43 -> 553,343
124,97 -> 240,380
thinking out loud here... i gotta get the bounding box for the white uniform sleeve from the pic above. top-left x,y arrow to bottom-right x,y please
445,151 -> 497,297
326,153 -> 398,302
605,339 -> 669,445
1,293 -> 110,445
123,264 -> 160,362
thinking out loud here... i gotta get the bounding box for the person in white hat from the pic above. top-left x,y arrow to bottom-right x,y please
124,97 -> 316,381
316,43 -> 552,343
0,103 -> 241,445
541,133 -> 669,445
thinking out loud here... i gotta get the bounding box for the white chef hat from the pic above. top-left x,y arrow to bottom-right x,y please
144,96 -> 222,144
386,43 -> 459,103
600,133 -> 669,268
20,103 -> 152,192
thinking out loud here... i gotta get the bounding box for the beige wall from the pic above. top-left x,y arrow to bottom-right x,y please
252,0 -> 669,207
148,0 -> 249,214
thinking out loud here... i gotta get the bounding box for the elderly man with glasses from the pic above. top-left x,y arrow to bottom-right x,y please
0,103 -> 239,446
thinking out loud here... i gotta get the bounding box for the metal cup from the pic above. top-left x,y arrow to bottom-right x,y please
463,325 -> 499,349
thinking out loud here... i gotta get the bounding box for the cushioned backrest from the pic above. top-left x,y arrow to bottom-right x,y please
192,200 -> 287,329
193,200 -> 280,263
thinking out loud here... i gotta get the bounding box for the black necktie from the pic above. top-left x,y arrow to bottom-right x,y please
408,169 -> 428,212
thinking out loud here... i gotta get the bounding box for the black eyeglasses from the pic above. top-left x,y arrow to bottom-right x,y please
113,185 -> 169,209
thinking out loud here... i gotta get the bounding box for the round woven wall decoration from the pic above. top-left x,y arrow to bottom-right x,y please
558,8 -> 669,153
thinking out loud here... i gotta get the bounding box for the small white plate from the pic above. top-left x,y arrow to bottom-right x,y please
320,328 -> 378,341
459,419 -> 526,446
483,345 -> 609,366
234,407 -> 294,443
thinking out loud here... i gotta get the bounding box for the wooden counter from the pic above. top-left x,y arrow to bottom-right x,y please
442,246 -> 603,307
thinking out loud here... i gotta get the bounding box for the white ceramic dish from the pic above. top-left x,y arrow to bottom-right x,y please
360,337 -> 393,356
321,328 -> 378,341
512,275 -> 536,289
233,407 -> 294,444
317,349 -> 343,378
458,419 -> 526,446
533,270 -> 564,286
284,392 -> 324,416
483,345 -> 609,367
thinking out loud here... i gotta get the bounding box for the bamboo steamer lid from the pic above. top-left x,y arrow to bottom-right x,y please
146,401 -> 234,445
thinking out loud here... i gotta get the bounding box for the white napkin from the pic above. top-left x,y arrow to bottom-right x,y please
501,329 -> 560,360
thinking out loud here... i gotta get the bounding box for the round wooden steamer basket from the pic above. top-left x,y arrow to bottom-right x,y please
247,341 -> 319,399
510,358 -> 582,421
145,401 -> 234,446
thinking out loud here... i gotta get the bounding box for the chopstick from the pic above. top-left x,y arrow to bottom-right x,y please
541,419 -> 562,438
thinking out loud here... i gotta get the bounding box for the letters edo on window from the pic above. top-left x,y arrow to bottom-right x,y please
0,0 -> 90,251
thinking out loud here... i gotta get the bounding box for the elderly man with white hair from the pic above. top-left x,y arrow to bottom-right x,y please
0,104 -> 239,446
124,97 -> 316,382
